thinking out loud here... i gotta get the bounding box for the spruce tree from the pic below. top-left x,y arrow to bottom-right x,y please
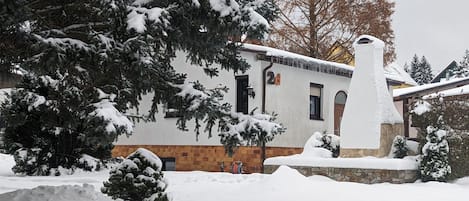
102,148 -> 168,201
409,54 -> 419,83
419,56 -> 433,84
420,116 -> 451,182
408,54 -> 433,85
451,50 -> 469,78
0,0 -> 281,175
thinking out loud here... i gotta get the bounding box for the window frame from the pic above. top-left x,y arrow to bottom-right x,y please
309,83 -> 323,120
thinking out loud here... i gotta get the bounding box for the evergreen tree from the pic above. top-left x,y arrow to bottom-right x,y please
102,148 -> 169,201
419,56 -> 433,84
0,0 -> 282,175
409,54 -> 419,82
420,116 -> 451,182
451,49 -> 469,78
408,54 -> 433,85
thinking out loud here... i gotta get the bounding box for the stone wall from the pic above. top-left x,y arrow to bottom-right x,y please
264,165 -> 417,184
340,123 -> 403,158
448,134 -> 469,180
113,145 -> 302,173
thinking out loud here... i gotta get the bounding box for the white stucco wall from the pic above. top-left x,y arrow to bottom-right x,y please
263,61 -> 350,147
116,51 -> 262,146
116,51 -> 351,148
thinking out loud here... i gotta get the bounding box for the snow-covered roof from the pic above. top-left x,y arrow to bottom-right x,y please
393,77 -> 469,99
384,63 -> 418,86
431,61 -> 457,83
242,43 -> 413,85
424,84 -> 469,99
242,43 -> 354,71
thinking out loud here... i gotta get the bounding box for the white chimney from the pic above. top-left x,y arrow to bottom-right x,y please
340,35 -> 403,152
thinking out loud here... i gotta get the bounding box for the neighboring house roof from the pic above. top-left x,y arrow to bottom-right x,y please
431,61 -> 458,83
242,43 -> 413,85
424,84 -> 469,99
384,63 -> 418,86
393,77 -> 469,101
325,41 -> 355,66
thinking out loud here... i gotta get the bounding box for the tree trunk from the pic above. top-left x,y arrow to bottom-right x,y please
309,0 -> 318,58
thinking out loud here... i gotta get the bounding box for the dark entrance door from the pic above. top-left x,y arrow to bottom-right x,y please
236,76 -> 249,114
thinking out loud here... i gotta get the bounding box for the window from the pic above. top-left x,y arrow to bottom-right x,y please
236,75 -> 249,114
161,157 -> 176,171
164,99 -> 182,118
309,83 -> 323,120
165,80 -> 184,118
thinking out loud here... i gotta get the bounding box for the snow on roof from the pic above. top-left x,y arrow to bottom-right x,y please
384,63 -> 418,86
242,43 -> 413,84
424,84 -> 469,99
242,43 -> 354,71
393,77 -> 469,98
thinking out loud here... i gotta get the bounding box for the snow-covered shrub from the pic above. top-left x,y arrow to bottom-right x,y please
76,154 -> 105,172
12,148 -> 52,176
390,135 -> 408,158
302,132 -> 340,158
102,148 -> 169,201
420,116 -> 451,182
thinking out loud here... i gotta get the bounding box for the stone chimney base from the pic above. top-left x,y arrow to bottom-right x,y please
340,123 -> 404,158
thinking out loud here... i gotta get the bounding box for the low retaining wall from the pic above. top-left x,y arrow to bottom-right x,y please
264,165 -> 417,184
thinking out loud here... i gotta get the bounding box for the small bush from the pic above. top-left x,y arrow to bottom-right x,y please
390,135 -> 408,158
102,148 -> 169,201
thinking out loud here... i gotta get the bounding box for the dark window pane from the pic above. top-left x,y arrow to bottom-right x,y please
310,95 -> 320,119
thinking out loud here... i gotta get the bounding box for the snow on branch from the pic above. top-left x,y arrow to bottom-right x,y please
126,2 -> 169,33
412,100 -> 432,116
209,0 -> 271,30
89,89 -> 133,134
32,34 -> 92,52
173,82 -> 284,153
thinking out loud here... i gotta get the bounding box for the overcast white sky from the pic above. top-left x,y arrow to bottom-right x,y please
392,0 -> 469,74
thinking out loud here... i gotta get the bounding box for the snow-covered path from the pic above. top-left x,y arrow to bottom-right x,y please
1,153 -> 469,201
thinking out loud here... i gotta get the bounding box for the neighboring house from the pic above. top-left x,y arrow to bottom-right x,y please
325,41 -> 355,66
393,77 -> 469,137
114,43 -> 413,173
385,63 -> 418,89
431,61 -> 458,83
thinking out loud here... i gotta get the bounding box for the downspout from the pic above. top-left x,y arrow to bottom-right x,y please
262,61 -> 274,113
260,60 -> 273,173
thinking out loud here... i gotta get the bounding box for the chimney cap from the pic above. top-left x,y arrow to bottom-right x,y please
353,35 -> 384,48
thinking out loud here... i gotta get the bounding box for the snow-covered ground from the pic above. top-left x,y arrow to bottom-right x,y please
1,153 -> 469,201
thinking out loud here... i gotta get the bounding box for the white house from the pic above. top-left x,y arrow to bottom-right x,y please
113,43 -> 412,172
